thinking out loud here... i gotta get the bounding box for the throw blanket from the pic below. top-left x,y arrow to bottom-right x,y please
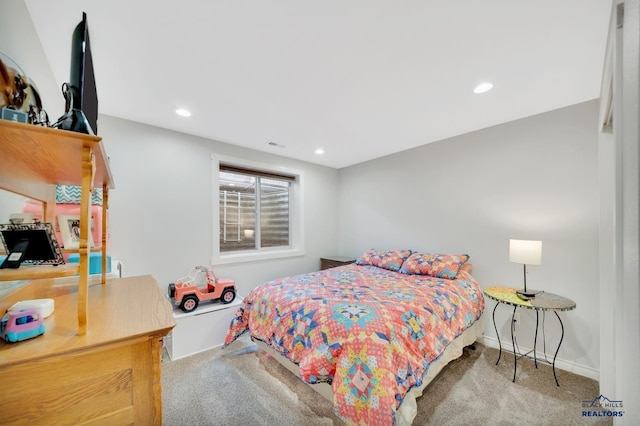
224,264 -> 484,425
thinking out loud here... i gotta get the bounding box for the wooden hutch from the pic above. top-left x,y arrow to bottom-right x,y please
0,120 -> 175,425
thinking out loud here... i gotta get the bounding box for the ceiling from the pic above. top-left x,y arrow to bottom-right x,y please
25,0 -> 612,169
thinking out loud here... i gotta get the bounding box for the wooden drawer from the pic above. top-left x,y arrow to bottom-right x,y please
0,338 -> 161,425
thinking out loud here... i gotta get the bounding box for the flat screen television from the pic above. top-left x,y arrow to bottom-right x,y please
70,12 -> 98,134
0,223 -> 65,268
54,12 -> 98,135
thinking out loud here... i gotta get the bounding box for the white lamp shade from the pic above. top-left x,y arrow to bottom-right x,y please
509,239 -> 542,265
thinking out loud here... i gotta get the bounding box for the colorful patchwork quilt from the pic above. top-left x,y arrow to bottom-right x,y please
224,264 -> 484,425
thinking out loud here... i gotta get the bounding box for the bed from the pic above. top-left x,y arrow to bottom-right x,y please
224,249 -> 485,425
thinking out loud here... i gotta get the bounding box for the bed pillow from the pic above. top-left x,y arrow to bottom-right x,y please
399,253 -> 470,279
355,249 -> 412,272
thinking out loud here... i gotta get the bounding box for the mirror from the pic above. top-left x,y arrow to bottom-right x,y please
0,190 -> 43,254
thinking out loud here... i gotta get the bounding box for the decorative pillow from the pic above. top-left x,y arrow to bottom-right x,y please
399,253 -> 470,279
355,249 -> 412,272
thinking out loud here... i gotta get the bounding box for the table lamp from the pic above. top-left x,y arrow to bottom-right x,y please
509,239 -> 542,298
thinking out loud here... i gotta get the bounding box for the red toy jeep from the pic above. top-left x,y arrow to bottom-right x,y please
168,266 -> 236,312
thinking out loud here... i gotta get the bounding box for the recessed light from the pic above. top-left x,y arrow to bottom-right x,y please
473,82 -> 494,94
314,148 -> 325,155
175,108 -> 192,117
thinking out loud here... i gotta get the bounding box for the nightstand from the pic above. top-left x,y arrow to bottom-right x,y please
484,287 -> 576,386
320,256 -> 357,270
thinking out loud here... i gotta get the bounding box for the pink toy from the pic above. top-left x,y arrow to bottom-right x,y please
168,266 -> 236,312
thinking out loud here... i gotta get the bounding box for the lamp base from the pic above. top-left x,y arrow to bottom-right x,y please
516,289 -> 541,300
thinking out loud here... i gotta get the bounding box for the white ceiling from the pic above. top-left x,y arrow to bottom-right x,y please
25,0 -> 612,169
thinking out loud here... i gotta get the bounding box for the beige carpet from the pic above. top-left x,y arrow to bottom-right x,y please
162,337 -> 610,425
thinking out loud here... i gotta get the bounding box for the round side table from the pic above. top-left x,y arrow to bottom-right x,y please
484,286 -> 576,386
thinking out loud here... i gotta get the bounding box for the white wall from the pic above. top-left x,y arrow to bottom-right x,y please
98,115 -> 339,296
337,100 -> 601,375
599,1 -> 640,422
2,0 -> 603,378
616,1 -> 640,419
0,0 -> 62,246
0,0 -> 65,123
1,1 -> 339,295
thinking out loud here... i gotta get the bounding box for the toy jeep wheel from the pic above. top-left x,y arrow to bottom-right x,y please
168,283 -> 176,298
180,295 -> 199,312
221,288 -> 236,304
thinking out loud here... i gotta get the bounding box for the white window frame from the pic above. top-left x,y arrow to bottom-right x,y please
211,153 -> 305,265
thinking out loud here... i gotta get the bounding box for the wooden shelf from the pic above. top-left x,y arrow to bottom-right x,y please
0,119 -> 114,334
0,264 -> 79,281
0,120 -> 114,201
61,246 -> 104,254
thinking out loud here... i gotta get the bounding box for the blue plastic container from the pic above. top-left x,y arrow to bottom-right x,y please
68,253 -> 111,274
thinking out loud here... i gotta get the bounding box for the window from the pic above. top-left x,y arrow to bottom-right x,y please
212,156 -> 304,264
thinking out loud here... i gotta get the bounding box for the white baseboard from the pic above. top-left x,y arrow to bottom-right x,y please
478,335 -> 599,381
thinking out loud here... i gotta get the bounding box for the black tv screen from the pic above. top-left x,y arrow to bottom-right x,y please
70,12 -> 98,134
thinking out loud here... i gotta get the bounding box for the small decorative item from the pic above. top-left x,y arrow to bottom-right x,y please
0,51 -> 49,126
8,298 -> 55,319
0,308 -> 46,343
167,266 -> 237,312
0,107 -> 28,123
8,213 -> 34,225
57,214 -> 94,249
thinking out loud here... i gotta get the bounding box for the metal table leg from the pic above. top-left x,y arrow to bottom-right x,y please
533,311 -> 539,368
511,305 -> 517,382
552,311 -> 564,386
492,302 -> 502,365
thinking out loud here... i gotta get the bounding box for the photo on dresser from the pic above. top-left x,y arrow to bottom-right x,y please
57,214 -> 94,249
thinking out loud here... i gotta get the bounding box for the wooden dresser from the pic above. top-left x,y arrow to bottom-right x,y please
0,275 -> 175,425
0,120 -> 175,424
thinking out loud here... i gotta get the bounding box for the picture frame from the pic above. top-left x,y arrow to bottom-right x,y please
0,222 -> 65,266
57,214 -> 94,249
